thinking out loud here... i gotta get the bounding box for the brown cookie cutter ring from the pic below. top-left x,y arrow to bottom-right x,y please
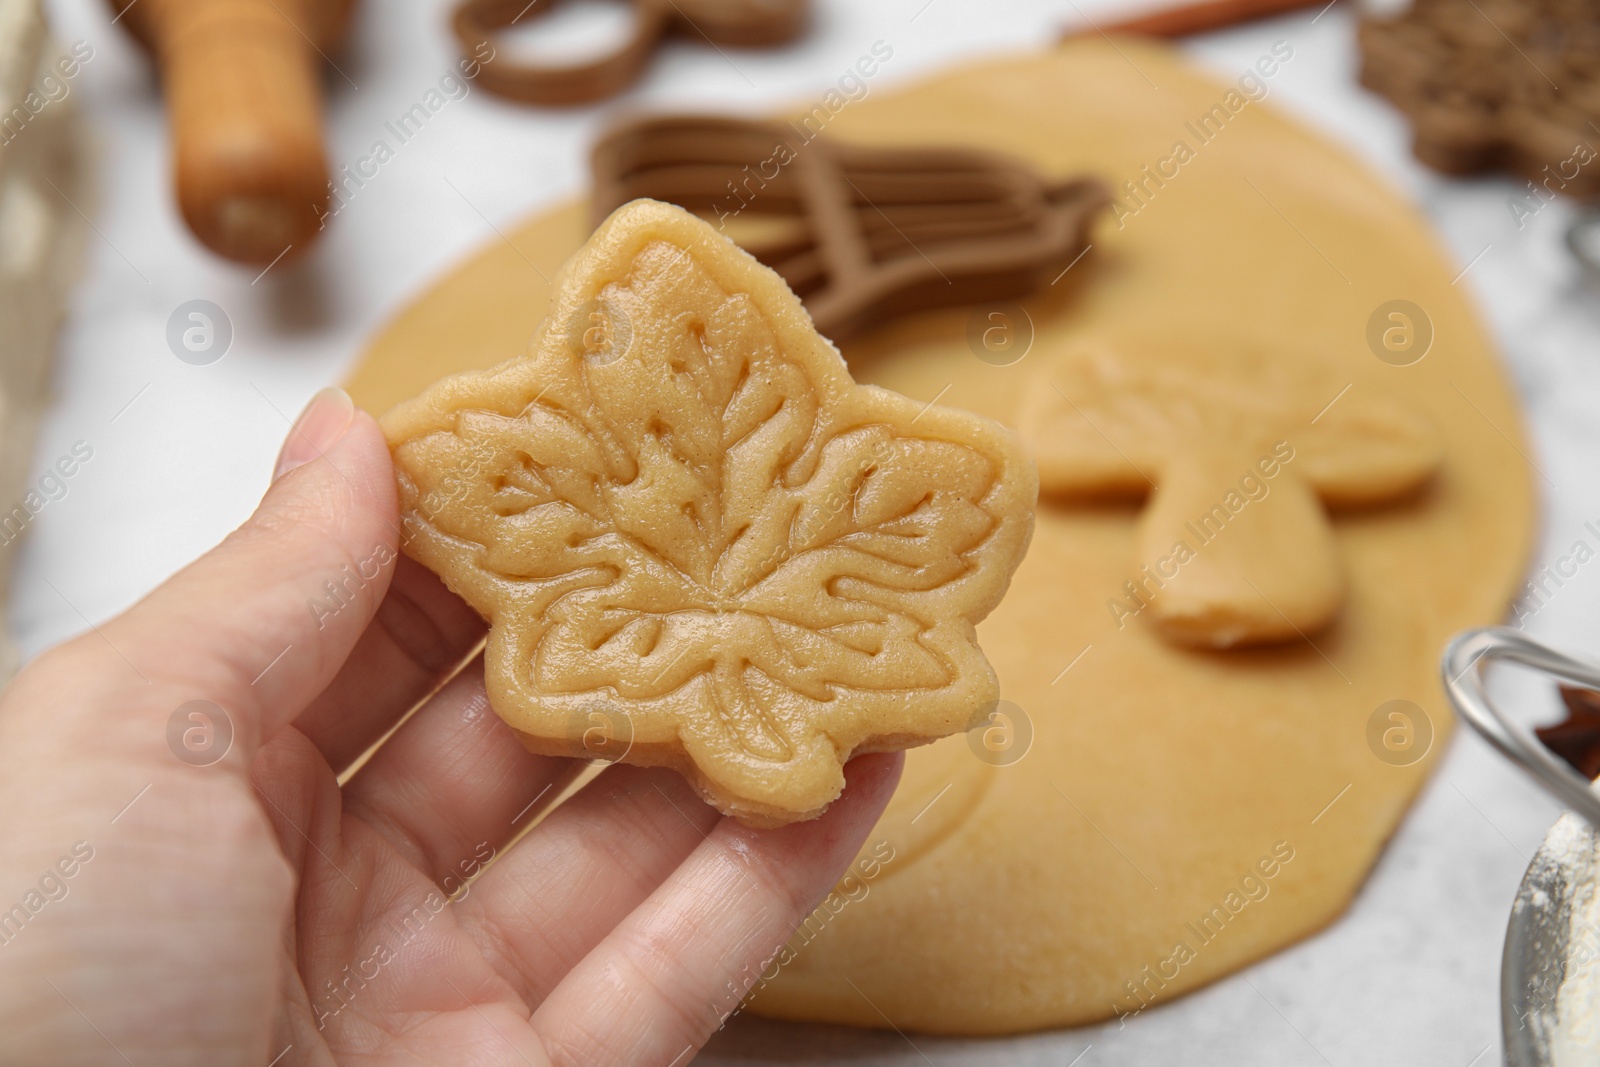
591,114 -> 1109,340
452,0 -> 808,106
1358,1 -> 1600,197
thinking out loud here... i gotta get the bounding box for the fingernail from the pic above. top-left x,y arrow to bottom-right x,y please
274,387 -> 355,481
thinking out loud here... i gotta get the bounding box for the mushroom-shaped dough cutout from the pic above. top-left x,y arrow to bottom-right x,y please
1016,349 -> 1442,648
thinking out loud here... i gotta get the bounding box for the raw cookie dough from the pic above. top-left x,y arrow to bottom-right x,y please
381,200 -> 1035,827
346,40 -> 1533,1034
1017,343 -> 1442,648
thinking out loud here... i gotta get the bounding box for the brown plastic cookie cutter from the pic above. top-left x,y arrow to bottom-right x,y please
107,0 -> 358,264
1359,0 -> 1600,196
590,114 -> 1108,340
452,0 -> 808,106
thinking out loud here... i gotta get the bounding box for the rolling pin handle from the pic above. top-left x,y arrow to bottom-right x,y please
140,0 -> 333,264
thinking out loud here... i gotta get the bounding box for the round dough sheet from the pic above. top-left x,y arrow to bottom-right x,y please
345,38 -> 1532,1035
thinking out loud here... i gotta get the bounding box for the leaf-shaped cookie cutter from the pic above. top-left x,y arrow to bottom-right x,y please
1443,627 -> 1600,830
591,114 -> 1109,340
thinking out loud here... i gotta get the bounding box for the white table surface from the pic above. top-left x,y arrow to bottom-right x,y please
20,0 -> 1600,1062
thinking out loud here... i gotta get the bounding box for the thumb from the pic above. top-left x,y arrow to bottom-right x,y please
102,387 -> 402,757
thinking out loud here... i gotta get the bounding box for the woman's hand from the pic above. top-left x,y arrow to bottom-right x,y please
0,388 -> 901,1066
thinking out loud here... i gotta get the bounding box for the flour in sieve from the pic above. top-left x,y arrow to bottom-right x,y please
1546,812 -> 1600,1064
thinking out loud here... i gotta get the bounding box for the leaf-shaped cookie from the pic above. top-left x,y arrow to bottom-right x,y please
383,199 -> 1037,826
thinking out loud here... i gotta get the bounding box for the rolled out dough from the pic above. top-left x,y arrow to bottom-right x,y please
345,39 -> 1532,1034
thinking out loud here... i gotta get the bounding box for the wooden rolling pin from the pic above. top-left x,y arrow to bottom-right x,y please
108,0 -> 356,264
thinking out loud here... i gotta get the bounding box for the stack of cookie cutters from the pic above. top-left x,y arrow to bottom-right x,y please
590,114 -> 1109,341
1443,628 -> 1600,1065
